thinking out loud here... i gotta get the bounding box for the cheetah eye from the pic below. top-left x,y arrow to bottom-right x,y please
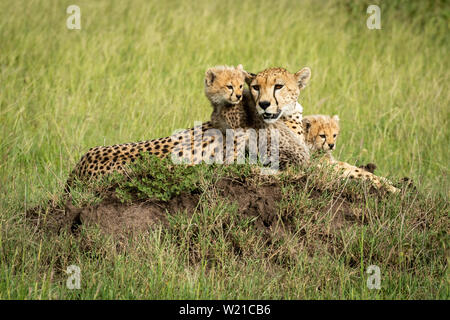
320,134 -> 326,139
227,85 -> 233,90
252,85 -> 260,91
240,85 -> 243,88
274,84 -> 284,90
333,134 -> 337,138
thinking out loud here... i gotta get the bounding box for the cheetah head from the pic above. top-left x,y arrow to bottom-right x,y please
246,67 -> 311,123
303,114 -> 340,153
204,64 -> 253,106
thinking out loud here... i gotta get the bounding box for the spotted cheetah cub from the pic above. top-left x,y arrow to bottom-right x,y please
205,64 -> 252,134
302,114 -> 399,193
303,114 -> 340,160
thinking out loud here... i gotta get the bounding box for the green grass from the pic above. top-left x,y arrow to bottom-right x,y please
0,0 -> 448,299
2,156 -> 449,299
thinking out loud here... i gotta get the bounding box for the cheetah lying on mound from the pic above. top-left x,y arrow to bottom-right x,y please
66,65 -> 311,188
66,66 -> 248,188
66,65 -> 398,193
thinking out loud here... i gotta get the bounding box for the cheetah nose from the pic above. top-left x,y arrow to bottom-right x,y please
329,143 -> 335,149
259,101 -> 270,110
236,94 -> 242,99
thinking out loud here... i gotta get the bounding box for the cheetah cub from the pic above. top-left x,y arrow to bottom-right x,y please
205,64 -> 253,134
302,114 -> 340,161
302,114 -> 399,193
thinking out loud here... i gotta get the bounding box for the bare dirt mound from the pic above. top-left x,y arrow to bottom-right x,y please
26,191 -> 197,236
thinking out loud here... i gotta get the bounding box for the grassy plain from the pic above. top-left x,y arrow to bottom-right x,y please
0,0 -> 448,299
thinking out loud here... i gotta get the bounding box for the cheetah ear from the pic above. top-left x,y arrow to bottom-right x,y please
302,118 -> 311,132
205,68 -> 216,86
237,64 -> 251,80
243,70 -> 256,86
332,115 -> 340,123
295,67 -> 311,90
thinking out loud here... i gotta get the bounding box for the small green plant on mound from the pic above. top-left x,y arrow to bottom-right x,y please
114,154 -> 203,202
69,153 -> 257,204
115,153 -> 260,202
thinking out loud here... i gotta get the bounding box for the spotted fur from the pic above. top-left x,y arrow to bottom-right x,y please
66,65 -> 249,189
205,64 -> 250,134
243,67 -> 312,168
66,66 -> 313,189
302,114 -> 399,193
65,122 -> 218,187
